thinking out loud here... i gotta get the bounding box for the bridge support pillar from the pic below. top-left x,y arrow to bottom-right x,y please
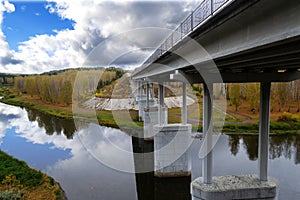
258,82 -> 271,181
153,81 -> 191,177
191,82 -> 278,199
143,82 -> 157,137
137,82 -> 150,121
153,124 -> 191,177
202,83 -> 213,184
158,83 -> 165,125
144,106 -> 167,140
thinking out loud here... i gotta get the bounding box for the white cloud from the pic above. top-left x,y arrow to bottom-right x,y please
0,0 -> 23,70
0,0 -> 194,74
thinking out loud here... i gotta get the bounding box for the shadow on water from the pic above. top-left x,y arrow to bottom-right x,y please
132,136 -> 191,200
228,134 -> 300,164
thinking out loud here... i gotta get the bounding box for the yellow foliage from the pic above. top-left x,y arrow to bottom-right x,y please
1,174 -> 23,190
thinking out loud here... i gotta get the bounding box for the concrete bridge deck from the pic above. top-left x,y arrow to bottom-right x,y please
132,0 -> 300,83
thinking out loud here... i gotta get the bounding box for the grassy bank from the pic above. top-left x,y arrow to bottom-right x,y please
0,86 -> 143,130
1,86 -> 299,135
0,151 -> 65,200
221,122 -> 300,135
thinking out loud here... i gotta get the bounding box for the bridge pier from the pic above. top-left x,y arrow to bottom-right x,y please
202,83 -> 213,184
153,82 -> 192,177
144,106 -> 167,140
191,82 -> 278,200
137,81 -> 155,121
143,82 -> 163,140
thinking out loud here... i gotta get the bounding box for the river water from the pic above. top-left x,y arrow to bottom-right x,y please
0,103 -> 299,200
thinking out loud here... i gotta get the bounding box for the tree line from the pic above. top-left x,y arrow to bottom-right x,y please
190,81 -> 300,113
226,81 -> 300,113
14,67 -> 125,106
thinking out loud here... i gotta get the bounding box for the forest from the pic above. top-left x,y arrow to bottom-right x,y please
189,81 -> 300,114
227,82 -> 300,113
13,67 -> 125,105
2,68 -> 300,126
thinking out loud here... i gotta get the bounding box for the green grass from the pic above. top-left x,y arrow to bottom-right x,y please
0,151 -> 43,187
221,122 -> 300,135
1,98 -> 35,108
0,151 -> 66,200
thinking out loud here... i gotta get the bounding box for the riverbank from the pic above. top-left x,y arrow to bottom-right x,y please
0,151 -> 66,200
1,87 -> 299,135
0,96 -> 73,119
0,94 -> 143,130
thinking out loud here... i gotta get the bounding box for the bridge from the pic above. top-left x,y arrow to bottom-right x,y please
131,0 -> 300,199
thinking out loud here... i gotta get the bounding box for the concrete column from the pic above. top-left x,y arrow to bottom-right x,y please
151,83 -> 155,99
136,81 -> 143,102
144,82 -> 156,140
138,81 -> 147,121
203,82 -> 213,184
143,83 -> 146,95
144,106 -> 167,140
258,82 -> 271,182
138,81 -> 142,97
182,82 -> 187,125
192,82 -> 278,200
146,83 -> 150,108
158,83 -> 164,125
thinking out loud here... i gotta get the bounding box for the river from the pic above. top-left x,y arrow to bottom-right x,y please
0,102 -> 299,200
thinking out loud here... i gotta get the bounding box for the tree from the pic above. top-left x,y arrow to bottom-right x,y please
228,83 -> 242,112
61,80 -> 73,105
245,83 -> 260,113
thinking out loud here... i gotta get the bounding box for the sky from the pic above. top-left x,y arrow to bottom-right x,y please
0,0 -> 197,74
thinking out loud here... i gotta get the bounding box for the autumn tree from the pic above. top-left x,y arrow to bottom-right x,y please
228,83 -> 242,112
61,80 -> 73,105
244,83 -> 260,113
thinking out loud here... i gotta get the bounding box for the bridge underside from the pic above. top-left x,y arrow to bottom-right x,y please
154,36 -> 300,83
132,0 -> 300,83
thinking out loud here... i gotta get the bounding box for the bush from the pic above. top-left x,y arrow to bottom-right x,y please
7,94 -> 15,98
0,190 -> 23,200
278,112 -> 300,122
270,122 -> 292,130
0,152 -> 43,187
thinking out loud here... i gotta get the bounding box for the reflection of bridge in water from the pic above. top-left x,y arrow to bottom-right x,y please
131,0 -> 300,199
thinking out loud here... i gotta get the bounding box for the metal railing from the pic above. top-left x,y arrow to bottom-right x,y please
144,0 -> 232,65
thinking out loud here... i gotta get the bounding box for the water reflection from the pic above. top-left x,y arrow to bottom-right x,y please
0,103 -> 300,199
0,103 -> 138,200
228,135 -> 300,164
132,137 -> 191,200
25,108 -> 77,139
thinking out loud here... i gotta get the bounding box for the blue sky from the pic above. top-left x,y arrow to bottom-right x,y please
2,2 -> 74,51
0,0 -> 191,74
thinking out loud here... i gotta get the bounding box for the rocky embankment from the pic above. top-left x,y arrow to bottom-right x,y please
82,96 -> 195,110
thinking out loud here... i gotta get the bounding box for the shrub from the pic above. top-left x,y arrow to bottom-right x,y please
0,152 -> 43,187
278,112 -> 300,122
0,190 -> 23,200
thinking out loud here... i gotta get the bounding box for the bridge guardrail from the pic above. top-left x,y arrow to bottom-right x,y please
143,0 -> 232,66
